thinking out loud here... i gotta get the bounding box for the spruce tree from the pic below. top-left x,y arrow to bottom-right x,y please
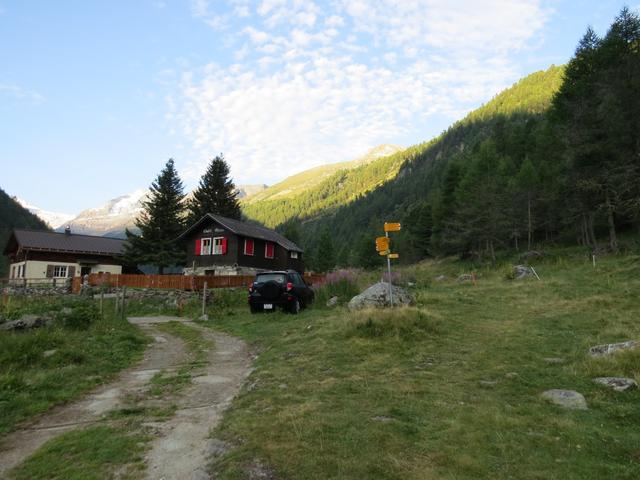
314,228 -> 336,273
188,154 -> 241,223
124,159 -> 186,274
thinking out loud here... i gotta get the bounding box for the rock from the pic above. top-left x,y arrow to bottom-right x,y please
592,377 -> 638,392
434,275 -> 448,282
326,296 -> 339,307
514,265 -> 535,279
199,314 -> 209,321
347,282 -> 413,310
61,307 -> 73,315
505,372 -> 519,379
589,340 -> 639,357
205,438 -> 231,459
457,274 -> 473,283
0,314 -> 54,331
541,389 -> 588,410
43,349 -> 57,358
479,380 -> 498,387
371,415 -> 393,422
519,250 -> 543,261
543,357 -> 565,364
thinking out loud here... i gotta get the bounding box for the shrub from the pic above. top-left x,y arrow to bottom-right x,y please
60,302 -> 100,330
346,307 -> 440,340
313,269 -> 361,307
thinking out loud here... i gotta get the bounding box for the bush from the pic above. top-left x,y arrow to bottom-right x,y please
313,270 -> 361,307
60,302 -> 100,330
347,307 -> 441,340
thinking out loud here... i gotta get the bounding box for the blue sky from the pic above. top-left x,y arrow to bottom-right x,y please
0,0 -> 635,214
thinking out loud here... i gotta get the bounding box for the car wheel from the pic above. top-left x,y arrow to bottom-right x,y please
291,299 -> 301,315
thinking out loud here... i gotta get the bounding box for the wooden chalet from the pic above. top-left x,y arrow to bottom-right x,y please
3,227 -> 125,281
180,214 -> 304,275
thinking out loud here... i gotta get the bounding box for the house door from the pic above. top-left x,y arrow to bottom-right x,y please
80,266 -> 91,277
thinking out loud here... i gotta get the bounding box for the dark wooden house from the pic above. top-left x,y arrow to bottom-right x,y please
3,228 -> 125,281
180,214 -> 304,275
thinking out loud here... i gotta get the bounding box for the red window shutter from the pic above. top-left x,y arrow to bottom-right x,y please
195,239 -> 201,256
245,239 -> 254,255
266,242 -> 274,258
222,238 -> 228,254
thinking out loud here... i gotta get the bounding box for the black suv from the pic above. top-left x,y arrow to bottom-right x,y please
248,270 -> 314,314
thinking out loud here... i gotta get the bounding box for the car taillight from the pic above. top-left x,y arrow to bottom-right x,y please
286,282 -> 293,291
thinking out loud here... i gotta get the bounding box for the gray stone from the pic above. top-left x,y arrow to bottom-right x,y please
543,357 -> 565,364
514,265 -> 535,279
199,314 -> 209,321
456,274 -> 473,283
589,340 -> 639,357
519,250 -> 543,261
434,275 -> 448,282
592,377 -> 638,392
326,296 -> 339,307
61,307 -> 73,315
347,282 -> 413,310
541,389 -> 588,410
205,438 -> 231,458
479,380 -> 498,387
43,349 -> 57,358
0,314 -> 54,331
371,415 -> 393,423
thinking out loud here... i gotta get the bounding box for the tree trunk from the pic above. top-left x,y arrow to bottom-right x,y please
587,212 -> 597,250
605,191 -> 618,252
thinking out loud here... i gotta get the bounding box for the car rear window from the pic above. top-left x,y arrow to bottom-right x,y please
255,273 -> 286,284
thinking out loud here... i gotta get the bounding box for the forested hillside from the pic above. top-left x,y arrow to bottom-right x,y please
0,188 -> 50,277
248,8 -> 639,271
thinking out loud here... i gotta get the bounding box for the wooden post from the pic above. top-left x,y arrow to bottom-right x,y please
115,289 -> 119,315
121,287 -> 126,321
386,231 -> 393,306
100,291 -> 104,317
202,282 -> 207,317
592,254 -> 596,268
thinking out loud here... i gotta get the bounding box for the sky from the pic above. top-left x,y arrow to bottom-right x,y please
0,0 -> 636,214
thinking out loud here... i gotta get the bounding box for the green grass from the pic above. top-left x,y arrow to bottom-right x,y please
202,252 -> 640,479
9,425 -> 147,480
0,298 -> 147,435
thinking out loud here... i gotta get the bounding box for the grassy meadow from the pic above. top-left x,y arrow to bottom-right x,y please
203,251 -> 640,479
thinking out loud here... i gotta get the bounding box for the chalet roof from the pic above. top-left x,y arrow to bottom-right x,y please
180,214 -> 304,253
4,229 -> 126,256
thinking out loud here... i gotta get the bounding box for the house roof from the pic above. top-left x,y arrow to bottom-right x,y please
4,229 -> 126,256
180,214 -> 304,253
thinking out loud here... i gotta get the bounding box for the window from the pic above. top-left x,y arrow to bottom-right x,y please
11,266 -> 15,279
18,265 -> 24,278
256,273 -> 286,284
53,266 -> 68,278
244,239 -> 254,256
290,251 -> 298,259
213,237 -> 227,255
265,242 -> 275,259
200,238 -> 212,255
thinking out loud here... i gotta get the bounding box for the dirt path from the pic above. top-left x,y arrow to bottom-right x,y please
131,318 -> 252,480
0,316 -> 251,479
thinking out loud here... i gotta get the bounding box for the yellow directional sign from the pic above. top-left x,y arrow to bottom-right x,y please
375,236 -> 390,252
388,253 -> 399,259
384,222 -> 401,232
379,249 -> 390,256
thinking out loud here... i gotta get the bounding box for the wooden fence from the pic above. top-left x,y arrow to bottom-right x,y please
72,272 -> 326,294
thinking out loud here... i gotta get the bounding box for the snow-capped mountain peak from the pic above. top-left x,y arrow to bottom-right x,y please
15,198 -> 75,230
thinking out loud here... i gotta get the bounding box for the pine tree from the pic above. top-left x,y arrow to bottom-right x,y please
314,228 -> 336,273
188,155 -> 241,223
124,159 -> 186,274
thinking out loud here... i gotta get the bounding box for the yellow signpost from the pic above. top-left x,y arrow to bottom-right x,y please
375,236 -> 390,252
378,249 -> 390,256
384,222 -> 402,232
388,253 -> 399,259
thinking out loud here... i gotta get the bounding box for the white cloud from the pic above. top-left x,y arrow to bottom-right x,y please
0,83 -> 45,103
176,0 -> 552,184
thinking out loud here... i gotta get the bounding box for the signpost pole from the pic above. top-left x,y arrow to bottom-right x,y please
386,231 -> 393,306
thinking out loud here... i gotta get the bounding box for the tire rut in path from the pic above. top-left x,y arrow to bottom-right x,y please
0,322 -> 188,477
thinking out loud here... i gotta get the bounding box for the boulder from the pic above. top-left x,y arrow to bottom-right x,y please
326,296 -> 339,307
514,265 -> 535,279
592,377 -> 638,392
457,274 -> 473,283
541,389 -> 588,410
588,340 -> 638,357
347,282 -> 413,310
519,250 -> 543,261
0,314 -> 54,331
434,275 -> 448,282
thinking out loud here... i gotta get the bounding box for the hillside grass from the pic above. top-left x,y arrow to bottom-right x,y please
202,252 -> 640,479
0,297 -> 147,435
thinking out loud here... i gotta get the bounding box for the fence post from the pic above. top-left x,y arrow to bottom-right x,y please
115,289 -> 119,315
100,291 -> 104,317
121,287 -> 126,321
202,282 -> 207,318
